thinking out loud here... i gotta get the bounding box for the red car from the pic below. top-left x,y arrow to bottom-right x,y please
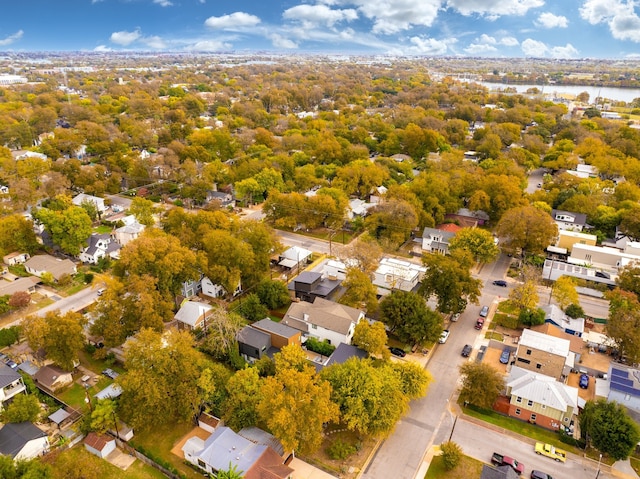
475,317 -> 485,330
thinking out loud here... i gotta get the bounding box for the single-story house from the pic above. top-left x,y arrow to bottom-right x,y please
541,304 -> 585,337
480,464 -> 520,479
182,426 -> 293,479
79,233 -> 121,264
24,255 -> 76,282
84,432 -> 116,459
372,257 -> 426,295
174,300 -> 213,332
3,252 -> 30,266
282,297 -> 364,346
33,365 -> 73,393
206,190 -> 235,208
278,246 -> 312,270
505,366 -> 579,431
0,364 -> 27,408
0,422 -> 49,460
0,276 -> 40,297
72,193 -> 107,213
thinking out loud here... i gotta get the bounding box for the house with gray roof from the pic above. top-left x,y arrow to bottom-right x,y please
174,300 -> 213,331
480,464 -> 520,479
421,226 -> 457,255
0,276 -> 40,297
114,218 -> 145,246
237,326 -> 272,363
608,363 -> 640,414
505,366 -> 578,431
0,422 -> 49,460
287,271 -> 341,302
79,233 -> 121,264
24,255 -> 76,282
0,364 -> 26,408
282,297 -> 364,346
72,193 -> 106,213
182,426 -> 293,479
551,209 -> 588,232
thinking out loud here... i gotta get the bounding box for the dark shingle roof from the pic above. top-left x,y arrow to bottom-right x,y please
0,422 -> 46,457
0,363 -> 22,388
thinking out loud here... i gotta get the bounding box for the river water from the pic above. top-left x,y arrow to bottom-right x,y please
465,81 -> 640,104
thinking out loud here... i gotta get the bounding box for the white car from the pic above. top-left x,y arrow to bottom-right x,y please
439,329 -> 450,344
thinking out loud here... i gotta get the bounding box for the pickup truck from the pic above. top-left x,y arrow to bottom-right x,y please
491,452 -> 525,475
535,442 -> 567,462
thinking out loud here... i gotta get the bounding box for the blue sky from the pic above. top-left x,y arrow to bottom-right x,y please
1,0 -> 639,58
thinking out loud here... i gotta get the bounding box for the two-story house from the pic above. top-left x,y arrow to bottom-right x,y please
0,364 -> 26,409
282,297 -> 364,346
71,193 -> 107,214
551,209 -> 588,232
372,257 -> 426,295
287,271 -> 342,302
237,318 -> 302,363
421,225 -> 460,255
514,329 -> 573,381
79,233 -> 121,264
505,366 -> 579,431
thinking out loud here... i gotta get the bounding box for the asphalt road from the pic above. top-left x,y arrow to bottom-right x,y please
275,230 -> 332,255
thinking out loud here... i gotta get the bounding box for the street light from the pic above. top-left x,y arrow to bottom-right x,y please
596,453 -> 602,479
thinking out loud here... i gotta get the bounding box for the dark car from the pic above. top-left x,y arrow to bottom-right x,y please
102,368 -> 119,379
461,344 -> 472,357
579,374 -> 589,389
531,471 -> 553,479
500,347 -> 510,364
493,280 -> 508,287
5,360 -> 17,369
389,347 -> 406,358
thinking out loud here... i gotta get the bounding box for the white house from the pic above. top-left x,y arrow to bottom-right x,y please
2,252 -> 30,266
282,297 -> 364,346
175,300 -> 213,331
372,257 -> 426,295
84,432 -> 116,459
181,275 -> 241,299
114,216 -> 145,246
72,193 -> 107,213
551,209 -> 588,232
79,234 -> 121,264
0,364 -> 27,409
0,422 -> 49,461
24,255 -> 76,282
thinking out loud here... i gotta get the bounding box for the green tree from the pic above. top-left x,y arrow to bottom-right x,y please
200,308 -> 245,361
605,289 -> 640,364
458,362 -> 504,409
257,346 -> 339,454
448,228 -> 499,264
441,441 -> 463,471
0,214 -> 40,257
552,276 -> 579,309
380,291 -> 442,346
339,268 -> 379,315
237,294 -> 268,322
118,328 -> 204,431
212,464 -> 244,479
496,205 -> 558,256
89,398 -> 117,434
365,198 -> 419,246
1,394 -> 41,423
388,360 -> 432,400
222,367 -> 262,431
518,307 -> 546,327
256,280 -> 290,310
580,399 -> 640,460
565,303 -> 585,319
509,280 -> 539,312
33,203 -> 92,255
22,311 -> 86,370
129,196 -> 158,226
420,252 -> 482,315
352,321 -> 389,359
321,357 -> 409,437
617,265 -> 640,301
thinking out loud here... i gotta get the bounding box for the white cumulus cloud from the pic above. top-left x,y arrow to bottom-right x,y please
283,5 -> 357,27
549,44 -> 579,58
153,0 -> 173,6
0,30 -> 23,46
580,0 -> 640,43
93,45 -> 112,52
268,33 -> 299,49
110,29 -> 141,46
205,12 -> 261,30
185,40 -> 232,51
535,12 -> 568,28
141,35 -> 167,49
500,36 -> 519,46
406,36 -> 450,55
521,38 -> 547,56
447,0 -> 544,18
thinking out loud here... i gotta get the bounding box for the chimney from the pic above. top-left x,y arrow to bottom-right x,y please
303,313 -> 309,322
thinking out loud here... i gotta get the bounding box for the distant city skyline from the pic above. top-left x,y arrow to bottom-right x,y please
1,0 -> 639,59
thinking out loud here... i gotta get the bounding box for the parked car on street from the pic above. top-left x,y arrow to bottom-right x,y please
491,452 -> 525,474
451,312 -> 461,322
475,317 -> 485,330
439,330 -> 450,344
389,347 -> 406,358
461,344 -> 472,357
480,305 -> 489,317
492,280 -> 507,287
531,471 -> 553,479
535,442 -> 567,462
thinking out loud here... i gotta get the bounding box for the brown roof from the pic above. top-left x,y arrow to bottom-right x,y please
84,432 -> 113,451
436,223 -> 463,233
531,322 -> 584,353
245,447 -> 294,479
283,297 -> 363,335
198,413 -> 220,429
33,365 -> 72,389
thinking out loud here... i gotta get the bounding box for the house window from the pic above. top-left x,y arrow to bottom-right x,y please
311,324 -> 317,329
527,400 -> 533,407
536,363 -> 542,369
526,349 -> 532,355
564,417 -> 569,422
516,397 -> 522,403
198,460 -> 206,468
541,404 -> 546,409
531,414 -> 537,421
517,358 -> 531,365
626,394 -> 631,401
515,408 -> 521,415
585,254 -> 592,261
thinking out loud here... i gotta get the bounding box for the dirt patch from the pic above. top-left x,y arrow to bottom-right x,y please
170,426 -> 211,458
567,370 -> 595,401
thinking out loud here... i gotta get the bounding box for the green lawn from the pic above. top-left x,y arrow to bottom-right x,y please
57,376 -> 113,411
51,446 -> 167,479
94,225 -> 114,234
131,421 -> 204,479
425,454 -> 484,479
